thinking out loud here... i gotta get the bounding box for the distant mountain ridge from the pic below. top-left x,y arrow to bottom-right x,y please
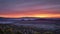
0,17 -> 60,25
0,17 -> 60,21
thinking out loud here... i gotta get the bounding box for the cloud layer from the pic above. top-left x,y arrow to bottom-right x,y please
0,0 -> 60,18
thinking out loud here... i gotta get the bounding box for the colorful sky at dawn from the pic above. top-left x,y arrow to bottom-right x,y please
0,0 -> 60,18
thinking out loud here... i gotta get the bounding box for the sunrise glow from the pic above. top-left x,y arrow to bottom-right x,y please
0,0 -> 60,18
0,14 -> 60,18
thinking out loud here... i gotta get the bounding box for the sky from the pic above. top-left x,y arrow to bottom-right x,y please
0,0 -> 60,18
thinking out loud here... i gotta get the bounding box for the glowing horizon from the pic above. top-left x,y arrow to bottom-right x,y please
0,14 -> 60,18
0,0 -> 60,18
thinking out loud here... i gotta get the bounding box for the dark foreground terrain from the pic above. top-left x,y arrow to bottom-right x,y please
0,17 -> 60,34
0,24 -> 60,34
